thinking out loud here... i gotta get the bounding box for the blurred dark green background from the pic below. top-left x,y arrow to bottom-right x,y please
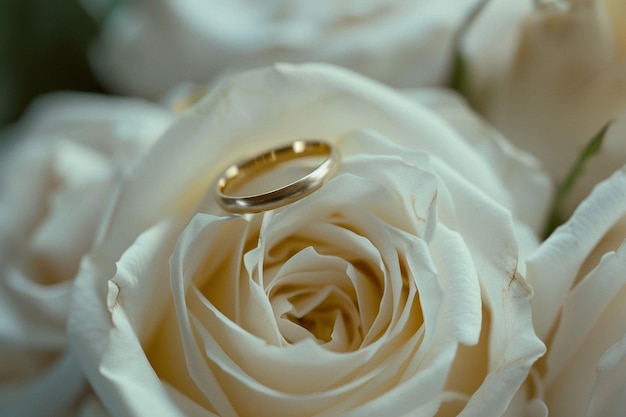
0,0 -> 119,129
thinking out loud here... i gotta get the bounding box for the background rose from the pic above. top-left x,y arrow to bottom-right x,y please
69,64 -> 550,416
0,93 -> 171,416
89,0 -> 482,99
463,0 -> 626,216
522,167 -> 626,416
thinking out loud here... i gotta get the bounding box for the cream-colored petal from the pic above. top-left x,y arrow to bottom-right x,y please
0,267 -> 70,349
28,175 -> 114,283
405,87 -> 552,232
336,344 -> 459,417
108,218 -> 180,341
430,152 -> 544,415
540,241 -> 626,417
527,167 -> 626,340
169,215 -> 247,416
427,224 -> 481,347
12,92 -> 171,144
545,242 -> 626,385
69,232 -> 195,417
161,382 -> 220,417
587,320 -> 626,417
98,304 -> 195,417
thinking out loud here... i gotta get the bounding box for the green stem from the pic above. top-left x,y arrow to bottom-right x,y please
543,122 -> 612,238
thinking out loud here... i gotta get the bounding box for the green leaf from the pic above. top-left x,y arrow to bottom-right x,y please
449,0 -> 491,94
543,122 -> 613,237
449,49 -> 469,96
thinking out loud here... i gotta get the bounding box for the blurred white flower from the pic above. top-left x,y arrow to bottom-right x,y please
522,166 -> 626,417
90,0 -> 482,99
464,0 -> 626,216
0,93 -> 171,417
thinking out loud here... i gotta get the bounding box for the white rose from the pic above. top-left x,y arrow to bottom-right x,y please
0,93 -> 171,417
89,0 -> 482,99
68,64 -> 550,416
464,0 -> 626,216
520,166 -> 626,417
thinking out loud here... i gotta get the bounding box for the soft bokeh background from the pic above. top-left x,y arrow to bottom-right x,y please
0,0 -> 120,131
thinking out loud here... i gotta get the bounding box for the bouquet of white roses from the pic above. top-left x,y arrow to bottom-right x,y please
1,1 -> 625,416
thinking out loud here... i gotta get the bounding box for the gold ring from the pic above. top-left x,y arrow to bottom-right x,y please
216,140 -> 340,214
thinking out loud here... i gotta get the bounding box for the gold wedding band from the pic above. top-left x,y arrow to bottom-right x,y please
216,140 -> 340,214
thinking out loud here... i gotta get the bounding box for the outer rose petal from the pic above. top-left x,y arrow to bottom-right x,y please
403,88 -> 551,234
545,242 -> 626,417
70,220 -> 201,417
588,318 -> 626,417
525,167 -> 626,416
428,150 -> 544,416
526,167 -> 626,339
